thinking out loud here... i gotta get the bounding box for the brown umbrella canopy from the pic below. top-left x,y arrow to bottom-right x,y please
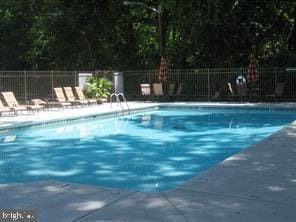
247,53 -> 259,83
158,56 -> 168,83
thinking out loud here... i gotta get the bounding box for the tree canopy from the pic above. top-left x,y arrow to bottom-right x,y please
0,0 -> 296,70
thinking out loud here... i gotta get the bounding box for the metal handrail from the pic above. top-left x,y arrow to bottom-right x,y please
117,93 -> 130,114
110,93 -> 130,115
110,93 -> 118,108
110,93 -> 123,115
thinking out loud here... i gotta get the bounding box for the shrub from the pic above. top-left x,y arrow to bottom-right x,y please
84,77 -> 113,99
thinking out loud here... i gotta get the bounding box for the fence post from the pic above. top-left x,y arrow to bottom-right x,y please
51,70 -> 54,100
207,68 -> 210,101
74,70 -> 77,86
24,70 -> 27,101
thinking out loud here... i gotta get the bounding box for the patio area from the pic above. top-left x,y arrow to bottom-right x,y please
0,102 -> 296,221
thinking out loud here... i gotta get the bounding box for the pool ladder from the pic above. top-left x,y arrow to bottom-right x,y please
110,93 -> 130,115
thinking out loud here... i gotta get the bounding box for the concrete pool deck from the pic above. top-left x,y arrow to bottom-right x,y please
0,102 -> 296,222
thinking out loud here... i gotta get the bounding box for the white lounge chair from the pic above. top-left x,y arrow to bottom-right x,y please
1,91 -> 41,114
63,87 -> 88,106
53,87 -> 75,107
74,87 -> 97,105
0,98 -> 12,116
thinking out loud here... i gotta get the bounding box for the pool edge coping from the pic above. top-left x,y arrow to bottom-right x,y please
1,102 -> 296,132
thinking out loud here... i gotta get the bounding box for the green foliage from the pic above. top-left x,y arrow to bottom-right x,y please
0,0 -> 296,70
85,77 -> 113,99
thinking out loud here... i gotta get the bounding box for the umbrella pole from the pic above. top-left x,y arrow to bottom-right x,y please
158,5 -> 168,98
158,5 -> 164,57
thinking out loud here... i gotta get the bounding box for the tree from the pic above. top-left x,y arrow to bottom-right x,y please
0,0 -> 296,70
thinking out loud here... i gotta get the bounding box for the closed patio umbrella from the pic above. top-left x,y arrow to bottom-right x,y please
247,53 -> 259,83
158,56 -> 168,83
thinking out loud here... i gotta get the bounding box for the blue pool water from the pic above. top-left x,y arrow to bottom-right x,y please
0,108 -> 295,191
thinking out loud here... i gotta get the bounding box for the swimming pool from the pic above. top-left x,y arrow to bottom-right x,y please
0,107 -> 295,191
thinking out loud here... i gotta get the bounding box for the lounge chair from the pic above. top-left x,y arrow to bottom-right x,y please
237,84 -> 248,97
227,83 -> 234,96
63,87 -> 89,106
267,82 -> 285,102
176,83 -> 183,96
227,82 -> 248,102
74,87 -> 97,105
140,84 -> 151,101
31,99 -> 47,106
275,82 -> 285,100
212,91 -> 220,100
169,83 -> 183,100
153,83 -> 164,100
31,99 -> 58,110
0,99 -> 12,116
227,82 -> 240,101
53,87 -> 76,107
153,83 -> 164,96
168,83 -> 176,96
1,92 -> 37,114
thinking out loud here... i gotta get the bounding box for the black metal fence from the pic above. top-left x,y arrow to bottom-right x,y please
0,70 -> 114,102
0,68 -> 295,102
124,67 -> 296,101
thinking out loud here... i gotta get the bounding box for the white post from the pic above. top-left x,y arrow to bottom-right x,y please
114,71 -> 124,94
78,73 -> 92,89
